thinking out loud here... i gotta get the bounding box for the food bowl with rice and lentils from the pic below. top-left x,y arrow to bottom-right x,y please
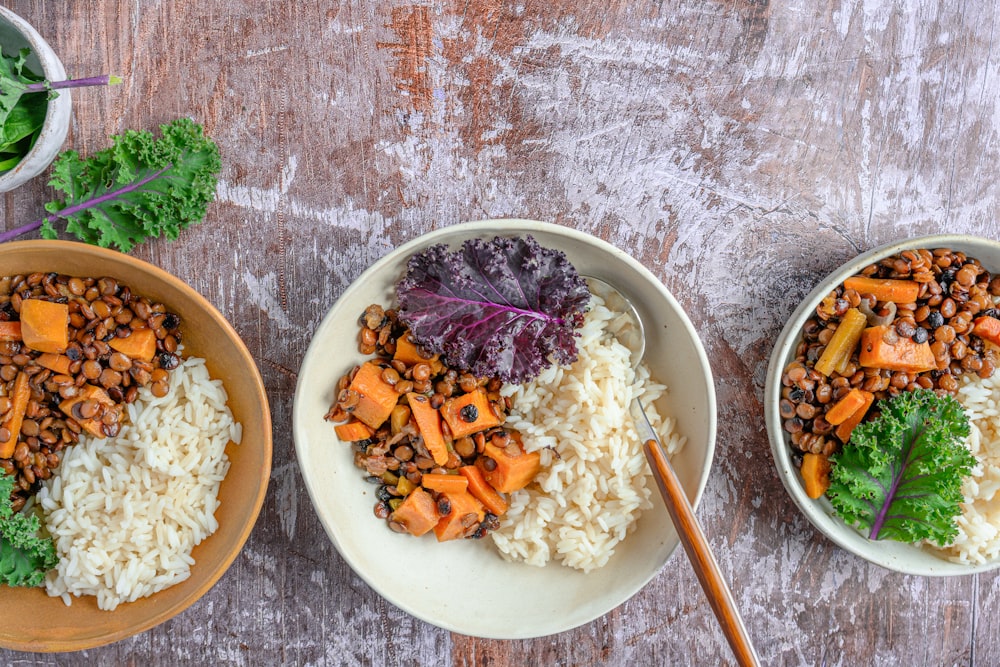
293,219 -> 717,638
0,241 -> 271,652
766,234 -> 1000,575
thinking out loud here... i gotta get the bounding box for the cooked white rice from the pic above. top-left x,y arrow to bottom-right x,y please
491,295 -> 685,572
36,356 -> 241,610
931,372 -> 1000,565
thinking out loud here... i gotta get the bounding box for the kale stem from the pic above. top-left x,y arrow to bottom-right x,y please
0,163 -> 171,244
23,75 -> 122,92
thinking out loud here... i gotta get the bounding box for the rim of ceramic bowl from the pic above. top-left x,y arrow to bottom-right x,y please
0,240 -> 272,651
0,7 -> 72,192
766,233 -> 1000,576
293,218 -> 718,636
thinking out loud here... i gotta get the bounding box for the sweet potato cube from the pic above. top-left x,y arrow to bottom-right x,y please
476,438 -> 541,493
440,388 -> 500,439
109,327 -> 157,361
334,420 -> 374,441
0,372 -> 31,458
35,353 -> 73,375
393,332 -> 438,366
390,487 -> 440,537
406,392 -> 448,465
433,489 -> 485,542
19,299 -> 68,353
0,321 -> 21,342
58,384 -> 118,438
801,452 -> 832,499
858,325 -> 936,373
973,316 -> 1000,347
347,362 -> 400,429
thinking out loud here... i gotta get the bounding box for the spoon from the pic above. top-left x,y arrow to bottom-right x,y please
584,276 -> 761,667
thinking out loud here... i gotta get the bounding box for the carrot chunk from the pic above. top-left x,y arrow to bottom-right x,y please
334,420 -> 374,441
459,465 -> 508,516
834,390 -> 875,442
433,489 -> 485,542
824,388 -> 867,426
440,388 -> 500,439
858,325 -> 936,373
19,299 -> 68,353
421,473 -> 469,494
389,487 -> 440,537
393,332 -> 438,366
108,327 -> 157,361
801,452 -> 832,499
842,276 -> 920,303
346,362 -> 400,429
0,321 -> 21,342
0,372 -> 31,458
406,392 -> 449,465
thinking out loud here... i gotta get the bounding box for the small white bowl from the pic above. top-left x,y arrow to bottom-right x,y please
293,219 -> 717,638
0,7 -> 71,192
765,234 -> 1000,576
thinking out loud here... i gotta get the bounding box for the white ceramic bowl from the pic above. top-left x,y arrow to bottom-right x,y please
765,234 -> 1000,576
293,219 -> 717,638
0,7 -> 72,192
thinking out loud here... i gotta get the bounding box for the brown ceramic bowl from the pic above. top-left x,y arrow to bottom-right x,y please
0,240 -> 271,651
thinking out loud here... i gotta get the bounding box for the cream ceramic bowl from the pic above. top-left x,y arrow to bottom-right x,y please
765,234 -> 1000,576
0,241 -> 272,651
293,219 -> 717,638
0,7 -> 72,192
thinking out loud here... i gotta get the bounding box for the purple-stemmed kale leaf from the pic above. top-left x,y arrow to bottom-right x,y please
396,235 -> 590,384
827,389 -> 974,546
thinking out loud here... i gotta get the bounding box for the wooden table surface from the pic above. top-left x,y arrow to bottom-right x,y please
1,1 -> 998,665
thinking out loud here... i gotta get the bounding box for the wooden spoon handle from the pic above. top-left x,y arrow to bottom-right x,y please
643,439 -> 760,667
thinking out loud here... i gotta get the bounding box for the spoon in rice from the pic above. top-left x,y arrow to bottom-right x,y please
585,276 -> 761,667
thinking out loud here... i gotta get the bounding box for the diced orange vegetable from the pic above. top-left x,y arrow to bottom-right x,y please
440,388 -> 501,439
393,332 -> 438,366
421,473 -> 469,494
801,452 -> 832,499
459,465 -> 508,516
108,327 -> 157,361
973,315 -> 1000,347
406,393 -> 449,465
834,389 -> 875,442
35,352 -> 73,375
824,388 -> 867,426
476,436 -> 541,493
19,299 -> 68,353
433,489 -> 485,542
0,321 -> 21,341
858,325 -> 936,373
842,276 -> 920,303
346,362 -> 400,429
814,308 -> 867,377
0,372 -> 31,458
58,384 -> 118,438
389,487 -> 440,537
334,420 -> 374,441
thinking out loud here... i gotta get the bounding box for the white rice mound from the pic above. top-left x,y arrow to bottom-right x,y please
36,356 -> 242,611
931,372 -> 1000,565
491,295 -> 686,572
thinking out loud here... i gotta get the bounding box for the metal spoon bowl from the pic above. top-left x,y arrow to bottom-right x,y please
583,274 -> 760,667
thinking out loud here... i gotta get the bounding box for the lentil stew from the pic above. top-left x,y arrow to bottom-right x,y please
780,248 -> 1000,497
0,272 -> 182,511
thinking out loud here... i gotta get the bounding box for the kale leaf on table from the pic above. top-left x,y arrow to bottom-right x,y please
0,48 -> 48,172
396,235 -> 590,384
828,388 -> 974,546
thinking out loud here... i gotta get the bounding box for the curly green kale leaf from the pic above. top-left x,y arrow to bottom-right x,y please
0,475 -> 57,587
827,389 -> 974,546
14,117 -> 220,252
